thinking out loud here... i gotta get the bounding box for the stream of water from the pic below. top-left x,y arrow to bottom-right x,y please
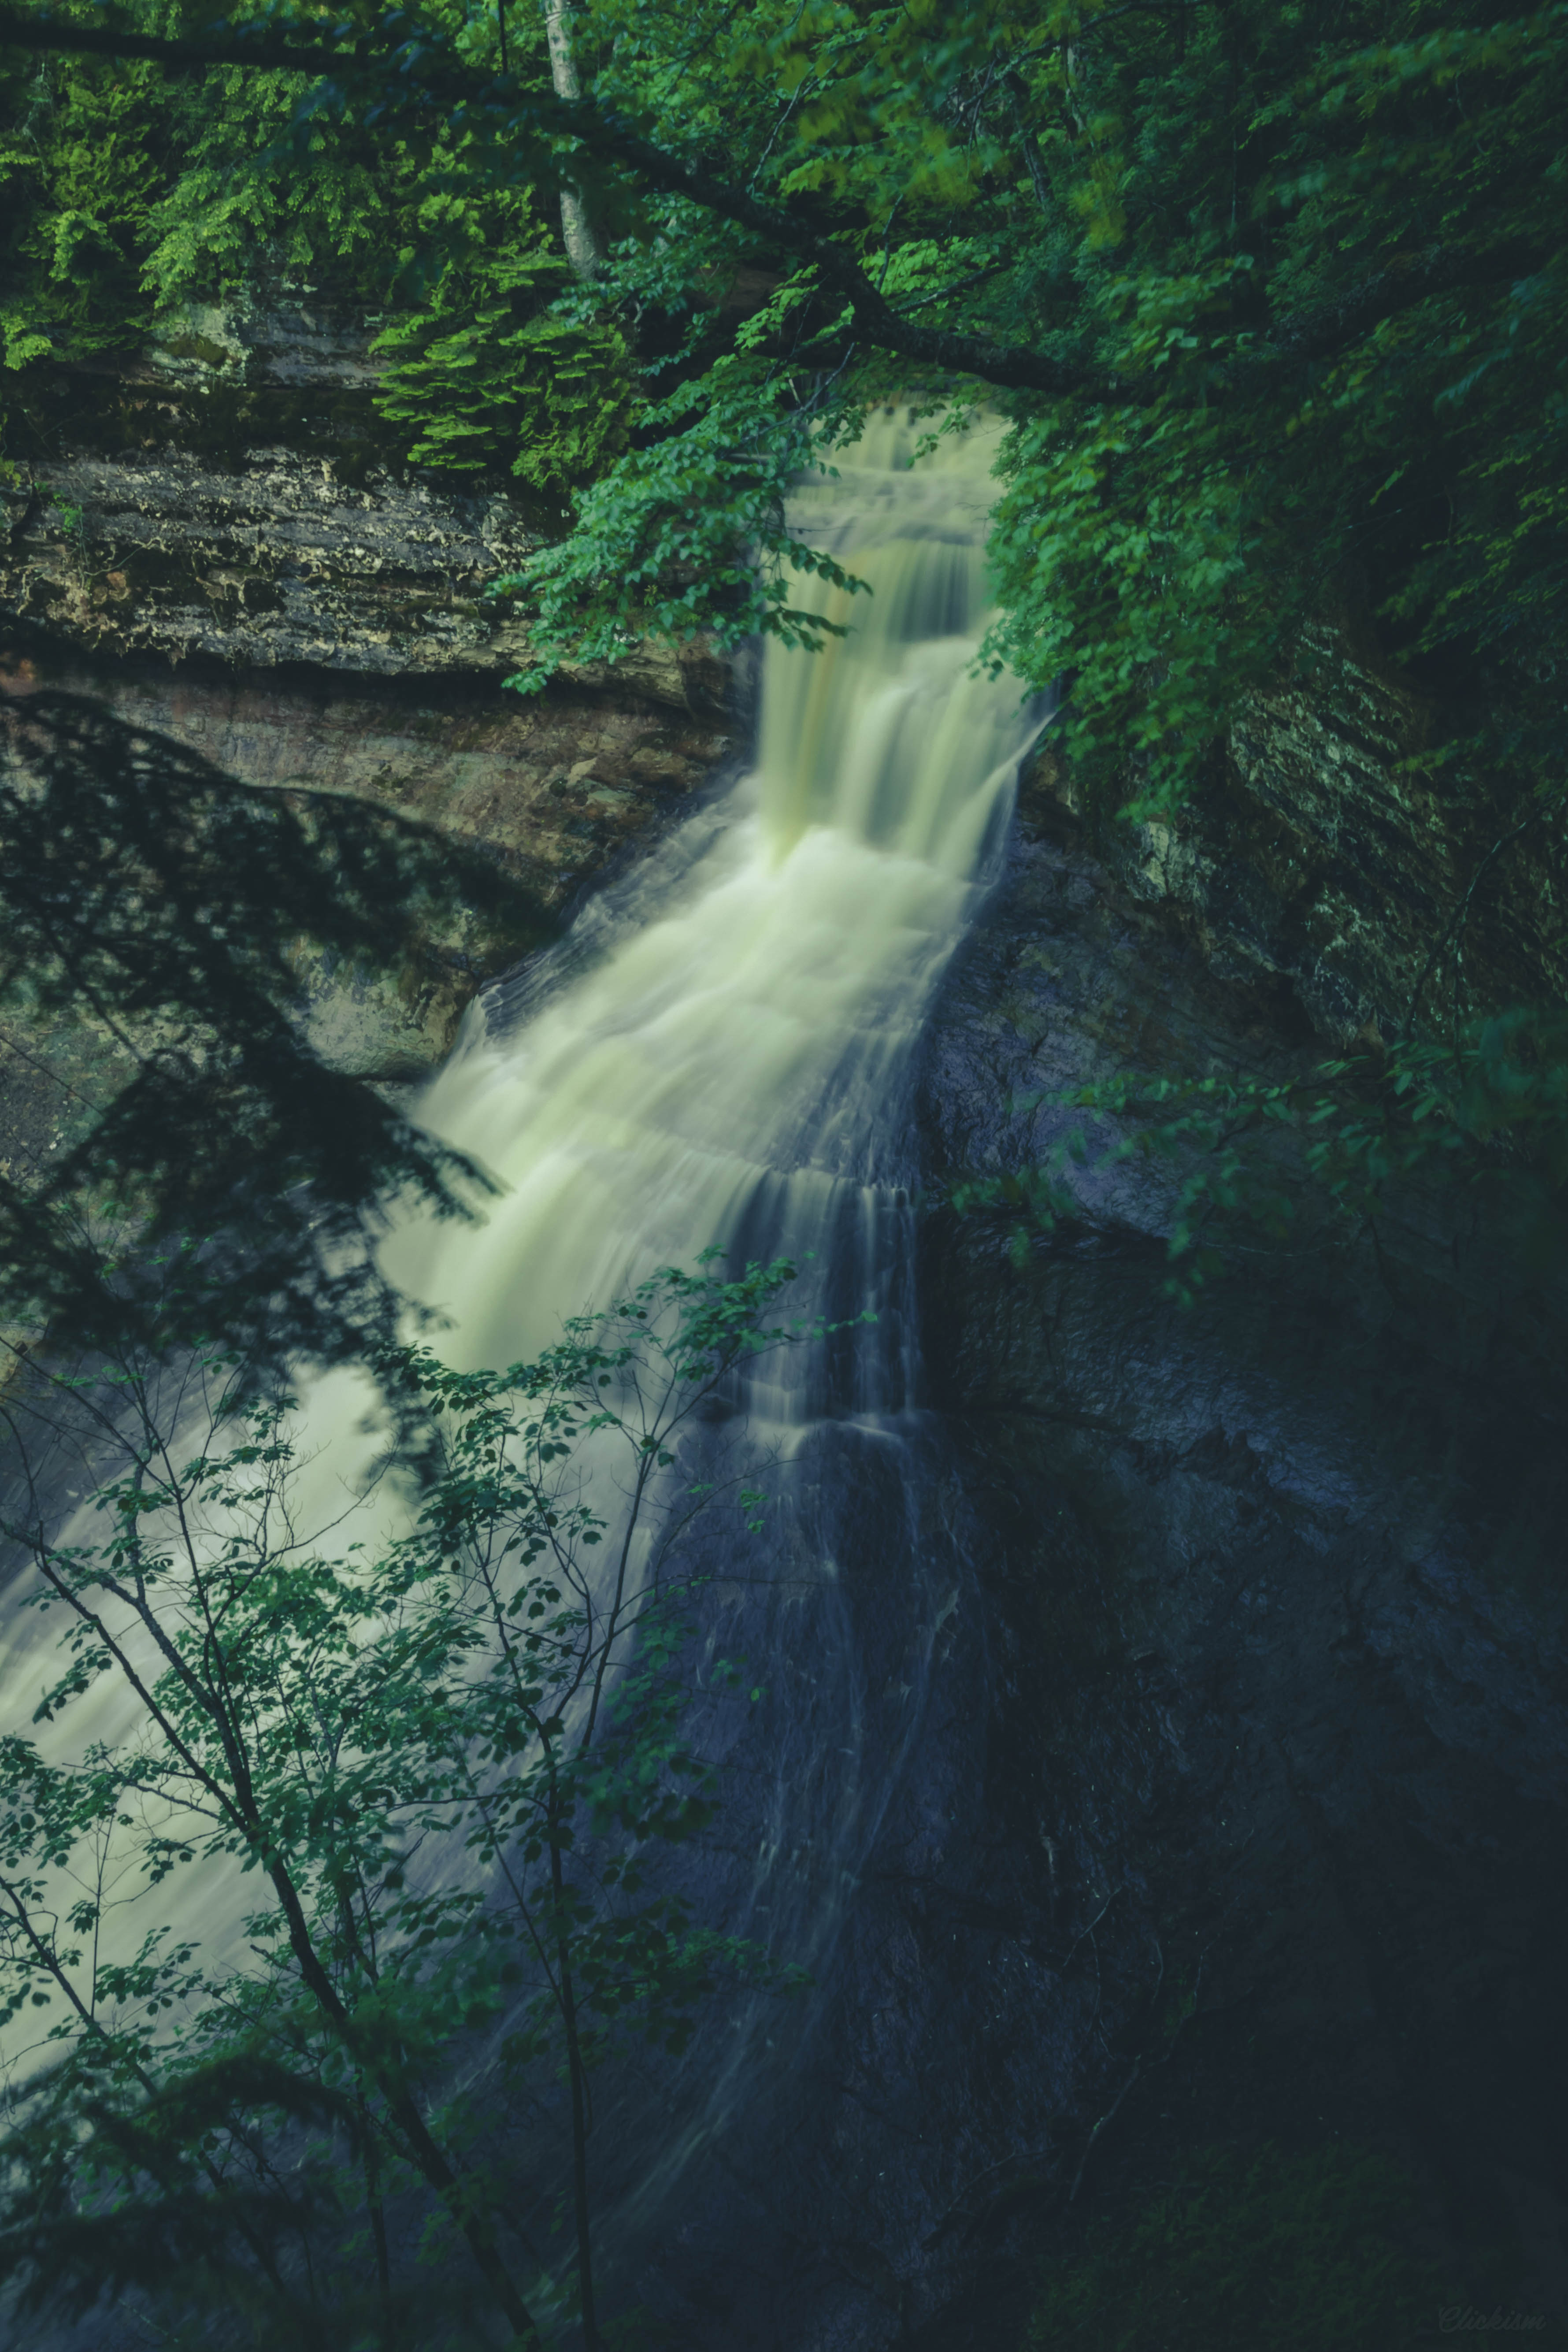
0,407 -> 1045,2318
227,408 -> 1040,1533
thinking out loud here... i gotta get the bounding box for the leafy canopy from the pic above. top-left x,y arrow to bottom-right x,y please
0,0 -> 632,506
370,183 -> 631,500
4,0 -> 1564,820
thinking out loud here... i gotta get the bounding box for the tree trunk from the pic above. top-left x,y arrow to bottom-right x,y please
543,0 -> 605,280
549,1818 -> 600,2349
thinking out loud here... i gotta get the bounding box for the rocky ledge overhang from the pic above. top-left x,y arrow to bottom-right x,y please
0,297 -> 737,1170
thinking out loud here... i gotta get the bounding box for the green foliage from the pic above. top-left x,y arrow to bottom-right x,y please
134,55 -> 415,317
482,0 -> 1568,843
0,1 -> 634,505
371,191 -> 632,499
975,0 -> 1568,824
0,42 -> 167,370
1027,2141 -> 1453,2350
492,344 -> 874,690
0,1257 -> 809,2343
0,0 -> 407,375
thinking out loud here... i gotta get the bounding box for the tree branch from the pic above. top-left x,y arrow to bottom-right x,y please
1269,237 -> 1552,368
0,10 -> 1546,400
0,7 -> 365,73
0,6 -> 1103,397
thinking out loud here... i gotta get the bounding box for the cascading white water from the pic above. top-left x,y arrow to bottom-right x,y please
221,407 -> 1041,1531
0,408 -> 1043,2152
374,409 -> 1036,1404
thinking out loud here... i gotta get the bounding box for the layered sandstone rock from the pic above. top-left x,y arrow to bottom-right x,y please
0,300 -> 736,1173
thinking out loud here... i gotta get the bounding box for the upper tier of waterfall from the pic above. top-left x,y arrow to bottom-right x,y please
372,409 -> 1042,1411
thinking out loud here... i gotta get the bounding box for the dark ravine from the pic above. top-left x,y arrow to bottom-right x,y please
3,333 -> 1566,2345
910,770 -> 1568,2338
616,750 -> 1568,2347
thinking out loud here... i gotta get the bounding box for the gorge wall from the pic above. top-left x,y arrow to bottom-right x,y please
902,774 -> 1568,2342
631,716 -> 1568,2348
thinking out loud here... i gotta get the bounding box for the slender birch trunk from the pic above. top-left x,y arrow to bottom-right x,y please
543,0 -> 605,279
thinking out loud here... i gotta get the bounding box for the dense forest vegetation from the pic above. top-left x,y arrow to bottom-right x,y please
0,0 -> 1565,2345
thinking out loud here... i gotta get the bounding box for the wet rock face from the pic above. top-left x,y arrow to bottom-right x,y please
1,301 -> 727,709
0,649 -> 734,1193
1,303 -> 524,675
617,784 -> 1564,2350
646,786 -> 1565,2351
0,649 -> 730,884
2,438 -> 534,677
0,432 -> 723,709
886,801 -> 1568,2342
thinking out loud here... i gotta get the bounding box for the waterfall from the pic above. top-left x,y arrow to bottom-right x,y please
387,404 -> 1044,2274
246,407 -> 1040,1519
0,407 -> 1045,2311
384,408 -> 1037,1388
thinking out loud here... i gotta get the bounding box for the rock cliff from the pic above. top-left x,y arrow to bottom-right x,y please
898,770 -> 1568,2341
0,303 -> 734,1188
1064,623 -> 1568,1047
614,730 -> 1568,2344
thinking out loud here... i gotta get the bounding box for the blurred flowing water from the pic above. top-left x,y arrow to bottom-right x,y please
1,409 -> 1047,2329
385,408 -> 1039,1406
394,406 -> 1050,2311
